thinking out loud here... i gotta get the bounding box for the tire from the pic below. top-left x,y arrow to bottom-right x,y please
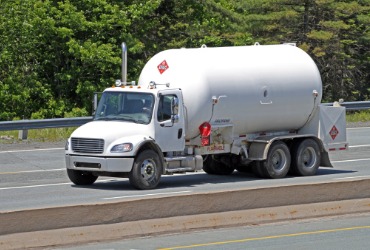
203,155 -> 235,175
252,161 -> 267,178
235,158 -> 255,174
129,150 -> 162,190
236,164 -> 253,174
260,141 -> 291,179
67,169 -> 98,185
202,155 -> 218,175
290,138 -> 320,176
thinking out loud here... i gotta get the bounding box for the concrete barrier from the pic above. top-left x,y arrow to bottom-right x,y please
1,179 -> 370,249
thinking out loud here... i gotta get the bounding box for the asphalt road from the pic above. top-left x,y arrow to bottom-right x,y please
0,127 -> 369,212
61,212 -> 370,250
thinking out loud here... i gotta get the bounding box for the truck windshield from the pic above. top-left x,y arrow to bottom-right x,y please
94,92 -> 154,124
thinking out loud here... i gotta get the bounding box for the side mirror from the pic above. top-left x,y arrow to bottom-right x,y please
171,96 -> 179,115
171,114 -> 179,124
93,93 -> 98,114
171,97 -> 179,124
92,92 -> 102,115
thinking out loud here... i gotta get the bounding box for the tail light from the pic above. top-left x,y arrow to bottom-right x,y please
199,122 -> 211,146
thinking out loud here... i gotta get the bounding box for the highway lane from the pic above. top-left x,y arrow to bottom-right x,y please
62,212 -> 370,250
0,127 -> 369,211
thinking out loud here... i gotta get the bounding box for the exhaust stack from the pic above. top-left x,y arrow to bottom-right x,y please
121,42 -> 127,83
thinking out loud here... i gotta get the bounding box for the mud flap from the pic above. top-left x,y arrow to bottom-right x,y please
320,151 -> 333,168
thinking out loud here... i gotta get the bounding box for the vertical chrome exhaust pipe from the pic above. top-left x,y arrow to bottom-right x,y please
121,42 -> 127,83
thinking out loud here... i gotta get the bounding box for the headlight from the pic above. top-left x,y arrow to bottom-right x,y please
111,143 -> 133,153
65,140 -> 69,150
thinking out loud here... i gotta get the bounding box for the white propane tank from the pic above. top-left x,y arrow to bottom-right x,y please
138,44 -> 322,139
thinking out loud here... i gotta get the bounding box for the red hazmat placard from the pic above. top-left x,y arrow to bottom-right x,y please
329,125 -> 339,140
158,60 -> 169,74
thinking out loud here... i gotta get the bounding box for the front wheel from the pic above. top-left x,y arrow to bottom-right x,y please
129,150 -> 162,190
67,169 -> 98,185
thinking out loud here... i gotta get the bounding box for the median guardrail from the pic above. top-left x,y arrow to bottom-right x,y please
0,101 -> 369,138
0,117 -> 93,139
322,100 -> 370,111
0,117 -> 93,131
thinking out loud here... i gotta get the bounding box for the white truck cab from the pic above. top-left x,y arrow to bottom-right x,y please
65,83 -> 191,189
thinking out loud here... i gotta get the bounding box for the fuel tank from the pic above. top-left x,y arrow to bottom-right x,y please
138,44 -> 322,139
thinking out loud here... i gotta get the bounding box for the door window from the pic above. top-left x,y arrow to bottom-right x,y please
157,95 -> 176,122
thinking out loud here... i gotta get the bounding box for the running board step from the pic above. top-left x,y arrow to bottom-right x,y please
164,155 -> 203,174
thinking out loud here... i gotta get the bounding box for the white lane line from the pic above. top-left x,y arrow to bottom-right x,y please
349,144 -> 370,148
0,179 -> 117,191
0,182 -> 72,191
335,176 -> 370,180
0,168 -> 64,175
347,127 -> 370,130
331,158 -> 370,163
0,147 -> 64,154
103,191 -> 192,200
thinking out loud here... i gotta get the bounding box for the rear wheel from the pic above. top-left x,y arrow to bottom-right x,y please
236,164 -> 254,174
252,161 -> 267,178
129,150 -> 162,190
260,141 -> 291,179
67,169 -> 98,185
291,139 -> 320,176
235,158 -> 254,174
203,155 -> 235,175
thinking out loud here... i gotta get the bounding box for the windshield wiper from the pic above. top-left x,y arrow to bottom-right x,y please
120,117 -> 137,122
135,119 -> 147,124
94,117 -> 118,121
95,116 -> 147,124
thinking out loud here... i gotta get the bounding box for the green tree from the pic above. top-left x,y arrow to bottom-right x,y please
0,0 -> 54,120
0,0 -> 130,119
0,0 -> 368,121
212,0 -> 370,102
303,0 -> 370,102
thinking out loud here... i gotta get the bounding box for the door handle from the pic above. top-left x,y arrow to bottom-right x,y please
178,129 -> 183,139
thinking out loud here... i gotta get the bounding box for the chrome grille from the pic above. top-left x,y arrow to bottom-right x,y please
71,138 -> 104,154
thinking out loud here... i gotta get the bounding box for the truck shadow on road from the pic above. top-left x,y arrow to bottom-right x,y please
316,167 -> 356,176
159,168 -> 356,189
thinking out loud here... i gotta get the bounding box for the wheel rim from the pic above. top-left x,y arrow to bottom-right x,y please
140,159 -> 156,182
271,149 -> 287,172
302,147 -> 317,169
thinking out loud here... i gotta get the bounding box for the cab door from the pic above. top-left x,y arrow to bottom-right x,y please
154,89 -> 185,152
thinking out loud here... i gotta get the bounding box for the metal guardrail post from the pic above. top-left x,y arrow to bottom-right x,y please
18,129 -> 28,140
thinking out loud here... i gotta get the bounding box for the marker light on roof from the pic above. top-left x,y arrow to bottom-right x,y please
115,80 -> 136,87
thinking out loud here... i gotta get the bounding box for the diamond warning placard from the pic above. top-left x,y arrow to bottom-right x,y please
329,125 -> 339,140
157,60 -> 169,74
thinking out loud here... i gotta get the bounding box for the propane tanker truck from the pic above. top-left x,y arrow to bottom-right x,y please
65,42 -> 348,190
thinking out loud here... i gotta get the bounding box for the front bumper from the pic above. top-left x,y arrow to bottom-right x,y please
65,154 -> 134,173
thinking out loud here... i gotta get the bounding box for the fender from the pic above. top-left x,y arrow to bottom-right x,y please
135,139 -> 166,174
248,134 -> 332,167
